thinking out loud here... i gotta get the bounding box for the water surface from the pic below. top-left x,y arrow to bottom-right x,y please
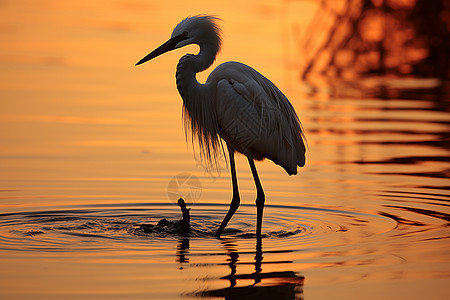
0,1 -> 449,299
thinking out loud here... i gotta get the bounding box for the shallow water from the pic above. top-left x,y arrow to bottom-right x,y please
1,1 -> 449,299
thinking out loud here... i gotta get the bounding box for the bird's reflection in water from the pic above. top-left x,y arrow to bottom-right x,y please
178,237 -> 304,300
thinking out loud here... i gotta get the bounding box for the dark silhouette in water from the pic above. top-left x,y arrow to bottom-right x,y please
140,198 -> 190,235
176,238 -> 190,266
187,237 -> 304,300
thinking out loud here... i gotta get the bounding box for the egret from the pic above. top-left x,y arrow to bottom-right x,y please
136,15 -> 306,238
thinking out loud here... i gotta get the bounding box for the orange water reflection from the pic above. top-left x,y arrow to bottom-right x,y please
1,0 -> 449,299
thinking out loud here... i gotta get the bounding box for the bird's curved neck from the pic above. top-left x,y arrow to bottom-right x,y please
175,45 -> 221,164
175,44 -> 217,100
176,47 -> 216,124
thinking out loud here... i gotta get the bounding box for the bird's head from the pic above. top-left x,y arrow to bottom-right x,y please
135,15 -> 222,66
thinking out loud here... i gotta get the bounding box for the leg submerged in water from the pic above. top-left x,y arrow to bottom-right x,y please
214,145 -> 240,237
248,158 -> 265,239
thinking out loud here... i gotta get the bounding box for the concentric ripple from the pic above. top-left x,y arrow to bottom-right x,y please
0,202 -> 396,252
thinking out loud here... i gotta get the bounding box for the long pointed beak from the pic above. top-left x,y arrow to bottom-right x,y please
135,35 -> 182,66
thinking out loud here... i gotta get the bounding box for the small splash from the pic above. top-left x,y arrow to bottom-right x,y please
26,230 -> 44,237
268,227 -> 307,237
135,198 -> 191,236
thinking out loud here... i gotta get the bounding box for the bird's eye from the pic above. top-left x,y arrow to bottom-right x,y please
182,31 -> 189,38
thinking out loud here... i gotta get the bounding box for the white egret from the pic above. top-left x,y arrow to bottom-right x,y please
136,15 -> 306,238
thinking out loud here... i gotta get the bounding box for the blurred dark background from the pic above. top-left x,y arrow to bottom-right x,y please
296,0 -> 449,106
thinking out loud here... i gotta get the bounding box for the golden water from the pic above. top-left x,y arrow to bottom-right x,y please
0,1 -> 449,299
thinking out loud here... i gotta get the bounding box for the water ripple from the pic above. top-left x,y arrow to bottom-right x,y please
0,203 -> 396,252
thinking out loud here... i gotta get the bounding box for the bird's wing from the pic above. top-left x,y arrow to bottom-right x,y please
213,62 -> 306,174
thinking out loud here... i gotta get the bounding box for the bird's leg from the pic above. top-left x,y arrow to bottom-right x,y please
214,147 -> 240,237
248,158 -> 265,239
